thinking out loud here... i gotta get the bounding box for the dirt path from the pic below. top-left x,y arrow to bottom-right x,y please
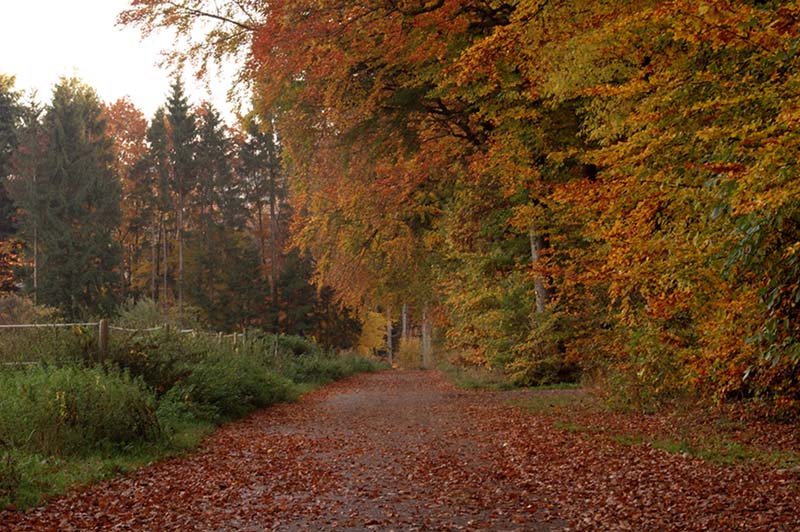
2,371 -> 798,531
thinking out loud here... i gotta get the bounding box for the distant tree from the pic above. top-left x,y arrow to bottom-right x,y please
144,107 -> 174,303
240,112 -> 285,312
0,75 -> 21,292
185,103 -> 266,330
105,98 -> 151,299
276,250 -> 361,349
16,78 -> 122,318
165,79 -> 196,312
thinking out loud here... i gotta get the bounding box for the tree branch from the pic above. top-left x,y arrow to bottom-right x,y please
167,1 -> 255,31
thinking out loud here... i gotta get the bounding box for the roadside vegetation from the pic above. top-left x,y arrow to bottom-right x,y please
0,298 -> 384,510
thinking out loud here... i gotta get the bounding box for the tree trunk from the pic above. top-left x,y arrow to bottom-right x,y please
529,228 -> 550,314
268,184 -> 278,309
421,306 -> 433,368
177,192 -> 184,314
385,307 -> 393,366
162,220 -> 168,305
256,201 -> 267,277
151,224 -> 157,301
32,223 -> 38,305
401,302 -> 408,340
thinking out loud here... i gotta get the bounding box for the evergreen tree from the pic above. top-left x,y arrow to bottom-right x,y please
275,250 -> 361,349
0,75 -> 22,292
22,78 -> 122,318
165,79 -> 196,312
185,103 -> 266,330
144,107 -> 173,303
240,113 -> 285,313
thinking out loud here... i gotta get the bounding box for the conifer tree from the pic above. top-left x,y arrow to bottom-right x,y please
165,79 -> 196,312
25,78 -> 122,318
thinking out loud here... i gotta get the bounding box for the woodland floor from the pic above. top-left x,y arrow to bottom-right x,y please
2,371 -> 799,531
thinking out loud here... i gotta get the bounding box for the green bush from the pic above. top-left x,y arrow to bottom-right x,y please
114,298 -> 204,330
170,354 -> 297,422
109,329 -> 200,395
248,332 -> 322,358
0,365 -> 159,456
282,352 -> 380,385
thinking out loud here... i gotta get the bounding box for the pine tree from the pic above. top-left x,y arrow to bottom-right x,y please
240,113 -> 285,313
26,78 -> 122,318
0,75 -> 22,292
185,102 -> 266,330
165,79 -> 196,313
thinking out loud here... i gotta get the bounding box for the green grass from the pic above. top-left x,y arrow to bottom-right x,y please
438,362 -> 516,390
509,392 -> 592,415
512,390 -> 800,468
440,361 -> 582,392
1,422 -> 215,509
647,436 -> 800,467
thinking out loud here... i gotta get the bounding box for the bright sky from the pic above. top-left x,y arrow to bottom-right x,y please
0,0 -> 236,121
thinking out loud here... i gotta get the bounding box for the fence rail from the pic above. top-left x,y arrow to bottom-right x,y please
0,321 -> 267,368
0,322 -> 99,329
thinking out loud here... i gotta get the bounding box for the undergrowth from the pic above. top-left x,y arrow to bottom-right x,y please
0,310 -> 383,510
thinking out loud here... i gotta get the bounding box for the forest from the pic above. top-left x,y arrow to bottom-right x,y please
117,0 -> 799,414
2,0 -> 799,415
0,75 -> 361,348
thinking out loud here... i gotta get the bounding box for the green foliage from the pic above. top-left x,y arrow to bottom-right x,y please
0,74 -> 20,182
281,352 -> 380,385
0,365 -> 159,456
169,354 -> 296,422
506,311 -> 581,387
108,329 -> 197,395
438,361 -> 514,391
10,78 -> 122,319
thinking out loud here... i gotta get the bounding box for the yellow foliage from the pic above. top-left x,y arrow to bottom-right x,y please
397,337 -> 422,370
355,311 -> 386,357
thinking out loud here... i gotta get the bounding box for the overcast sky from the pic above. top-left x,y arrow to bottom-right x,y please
0,0 -> 236,120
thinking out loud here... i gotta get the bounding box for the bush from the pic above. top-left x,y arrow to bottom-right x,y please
0,365 -> 159,456
170,354 -> 297,422
272,333 -> 323,357
282,352 -> 380,385
109,329 -> 199,395
114,298 -> 205,330
0,295 -> 60,325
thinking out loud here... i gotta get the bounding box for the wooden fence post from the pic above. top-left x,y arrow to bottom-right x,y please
98,319 -> 109,362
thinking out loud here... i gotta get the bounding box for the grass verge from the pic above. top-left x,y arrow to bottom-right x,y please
510,391 -> 800,468
0,344 -> 383,511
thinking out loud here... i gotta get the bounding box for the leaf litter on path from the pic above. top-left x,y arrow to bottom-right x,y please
1,371 -> 798,531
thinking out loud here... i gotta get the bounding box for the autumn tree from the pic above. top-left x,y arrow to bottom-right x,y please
105,97 -> 152,298
120,0 -> 800,408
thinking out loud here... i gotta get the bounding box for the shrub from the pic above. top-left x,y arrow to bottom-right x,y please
114,298 -> 205,330
0,295 -> 60,325
109,329 -> 199,395
0,365 -> 159,456
170,354 -> 297,422
282,352 -> 381,385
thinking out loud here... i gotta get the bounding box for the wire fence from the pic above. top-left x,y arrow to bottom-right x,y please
0,321 -> 273,368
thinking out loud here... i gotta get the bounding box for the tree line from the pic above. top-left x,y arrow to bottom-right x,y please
119,0 -> 800,411
0,75 -> 360,348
